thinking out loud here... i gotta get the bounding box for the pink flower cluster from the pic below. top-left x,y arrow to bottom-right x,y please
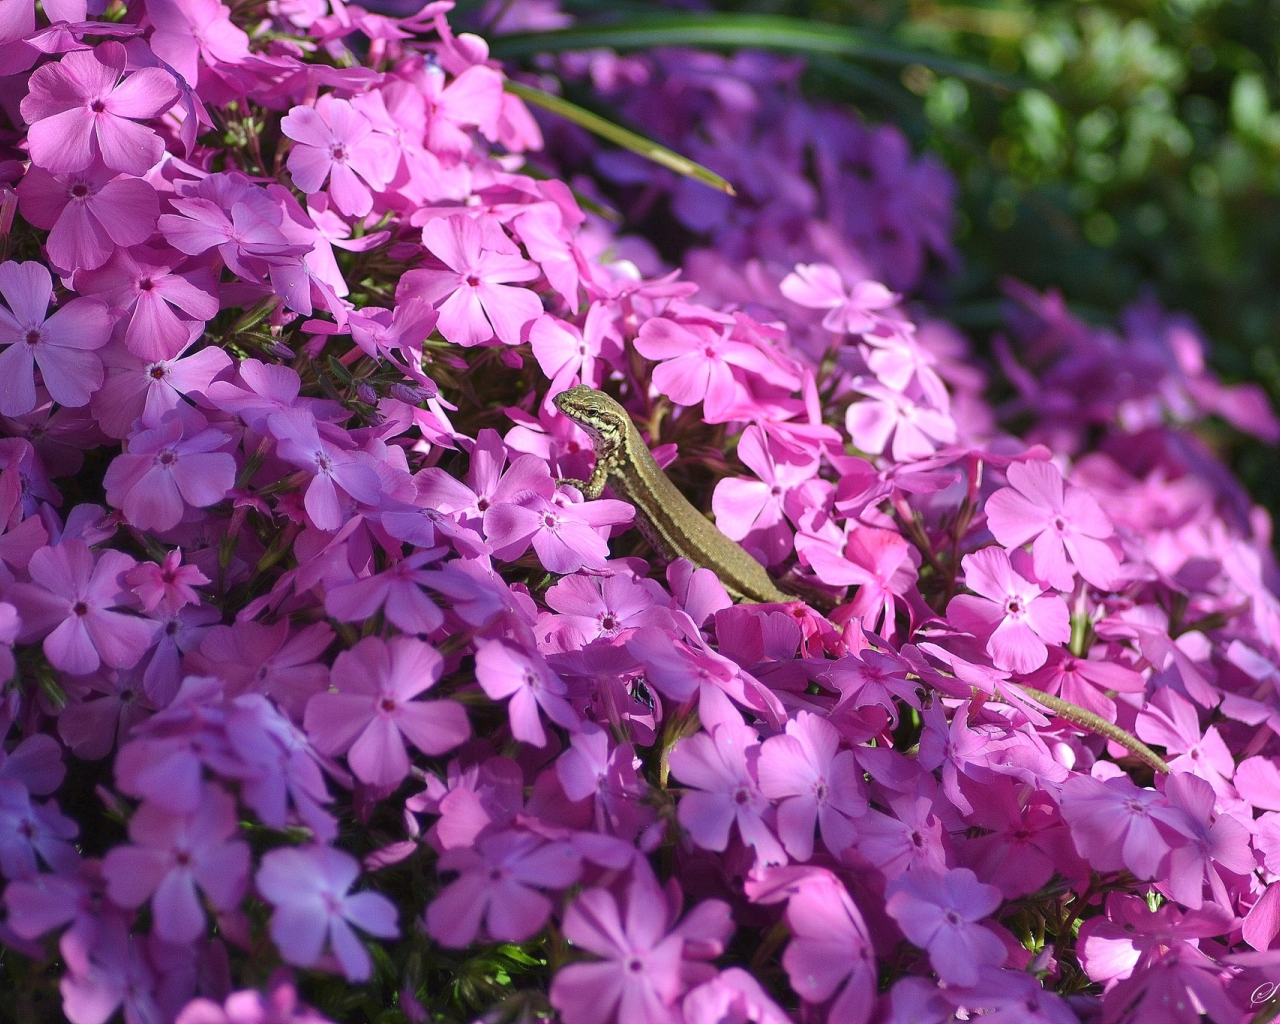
0,1 -> 1274,1023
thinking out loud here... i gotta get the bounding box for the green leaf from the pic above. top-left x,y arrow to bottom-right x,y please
504,79 -> 736,195
491,13 -> 1022,93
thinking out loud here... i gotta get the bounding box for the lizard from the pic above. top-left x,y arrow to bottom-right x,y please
552,384 -> 1169,774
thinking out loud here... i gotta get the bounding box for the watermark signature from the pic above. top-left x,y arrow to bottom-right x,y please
1255,982 -> 1280,1006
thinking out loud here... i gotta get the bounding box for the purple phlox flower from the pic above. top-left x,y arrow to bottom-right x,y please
0,779 -> 78,879
57,665 -> 157,761
187,618 -> 332,719
845,378 -> 956,462
323,550 -> 444,634
175,977 -> 336,1024
267,407 -> 382,531
425,828 -> 581,947
549,865 -> 733,1024
1099,945 -> 1242,1024
756,711 -> 867,861
712,424 -> 821,566
75,246 -> 220,362
1022,645 -> 1145,723
303,636 -> 469,788
255,844 -> 399,982
780,263 -> 900,335
9,540 -> 157,675
859,324 -> 950,409
955,968 -> 1081,1024
140,602 -> 220,709
484,483 -> 634,575
101,783 -> 249,943
854,792 -> 952,879
206,358 -> 342,436
347,298 -> 439,369
0,0 -> 85,44
885,866 -> 1007,987
21,43 -> 180,175
543,570 -> 675,647
414,429 -> 539,531
960,777 -> 1081,899
147,0 -> 251,88
126,548 -> 209,616
103,408 -> 236,532
1058,773 -> 1175,880
281,95 -> 398,218
946,547 -> 1070,674
668,716 -> 786,866
302,193 -> 390,299
1153,772 -> 1255,911
682,968 -> 791,1024
0,259 -> 112,417
401,213 -> 541,347
798,524 -> 918,641
780,871 -> 877,1024
556,723 -> 655,840
91,340 -> 231,440
985,457 -> 1120,591
413,755 -> 525,852
1135,687 -> 1235,792
824,646 -> 921,724
530,307 -> 619,397
473,638 -> 579,747
59,914 -> 192,1024
0,727 -> 66,797
916,703 -> 997,816
16,162 -> 158,273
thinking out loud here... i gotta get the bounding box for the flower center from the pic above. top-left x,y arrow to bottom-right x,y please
138,277 -> 155,292
147,363 -> 168,380
157,449 -> 178,466
626,957 -> 644,974
944,910 -> 962,926
72,601 -> 89,617
24,329 -> 40,346
331,144 -> 347,162
380,698 -> 397,713
90,99 -> 106,113
69,183 -> 90,199
733,788 -> 751,806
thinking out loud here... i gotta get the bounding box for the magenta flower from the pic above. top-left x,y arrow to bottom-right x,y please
473,639 -> 579,747
484,489 -> 634,575
549,866 -> 733,1024
9,540 -> 157,675
17,164 -> 158,273
0,781 -> 79,880
946,547 -> 1070,674
0,260 -> 112,417
798,525 -> 918,641
323,552 -> 445,635
668,718 -> 786,866
175,980 -> 334,1024
529,305 -> 619,395
757,712 -> 867,861
126,549 -> 209,616
884,867 -> 1007,987
544,572 -> 674,646
402,214 -> 542,347
255,844 -> 399,982
101,784 -> 249,944
425,829 -> 581,947
984,458 -> 1120,590
21,43 -> 180,175
148,0 -> 250,88
845,379 -> 956,461
782,872 -> 877,1024
780,263 -> 900,335
1058,773 -> 1174,880
91,340 -> 231,440
268,407 -> 382,531
1156,772 -> 1255,910
103,410 -> 236,531
281,97 -> 398,218
303,636 -> 470,789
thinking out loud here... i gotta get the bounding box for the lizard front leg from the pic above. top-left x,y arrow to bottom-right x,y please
556,459 -> 611,500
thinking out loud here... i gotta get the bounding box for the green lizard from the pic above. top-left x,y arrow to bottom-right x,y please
552,384 -> 1169,774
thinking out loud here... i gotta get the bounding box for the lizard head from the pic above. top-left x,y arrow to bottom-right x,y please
553,386 -> 629,456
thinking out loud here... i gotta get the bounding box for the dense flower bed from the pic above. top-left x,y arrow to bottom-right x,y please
0,1 -> 1278,1023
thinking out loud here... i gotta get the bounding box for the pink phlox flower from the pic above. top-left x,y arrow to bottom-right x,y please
206,358 -> 342,436
75,246 -> 220,362
845,378 -> 956,462
956,968 -> 1081,1024
188,618 -> 332,719
1058,773 -> 1175,880
301,193 -> 390,298
58,913 -> 189,1024
147,0 -> 250,87
779,871 -> 876,1024
16,162 -> 158,273
0,778 -> 78,879
412,755 -> 526,852
322,550 -> 444,635
419,556 -> 541,635
175,978 -> 336,1024
281,95 -> 398,218
255,844 -> 399,982
556,724 -> 655,840
347,298 -> 439,370
530,305 -> 621,397
141,602 -> 220,709
916,703 -> 997,816
885,866 -> 1007,987
9,540 -> 157,675
823,646 -> 921,724
682,969 -> 791,1024
0,726 -> 66,797
514,201 -> 583,311
57,665 -> 157,761
126,548 -> 209,616
543,571 -> 674,648
424,62 -> 504,156
985,458 -> 1120,591
21,43 -> 180,175
858,323 -> 950,409
946,547 -> 1071,674
101,783 -> 248,943
485,484 -> 634,575
425,828 -> 581,947
668,716 -> 786,866
712,424 -> 821,565
268,407 -> 382,531
1153,772 -> 1255,911
854,792 -> 952,879
633,315 -> 786,423
1135,687 -> 1235,792
414,429 -> 538,531
779,262 -> 900,335
0,0 -> 84,43
961,778 -> 1082,899
798,524 -> 918,641
474,638 -> 579,747
756,711 -> 867,861
402,214 -> 541,347
303,636 -> 469,789
0,259 -> 112,417
1022,645 -> 1145,723
1098,945 -> 1242,1024
549,865 -> 733,1024
91,340 -> 231,440
103,408 -> 236,531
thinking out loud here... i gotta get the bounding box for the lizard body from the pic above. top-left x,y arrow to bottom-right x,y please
552,385 -> 1168,774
